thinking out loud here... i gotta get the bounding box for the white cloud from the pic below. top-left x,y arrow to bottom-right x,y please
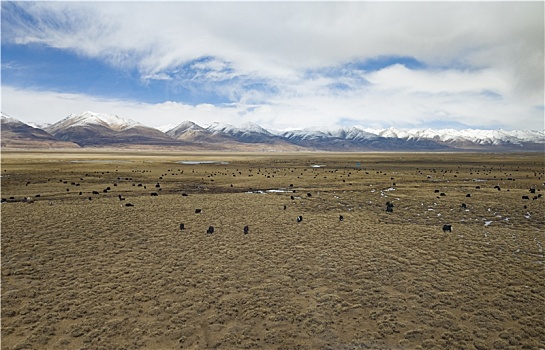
2,2 -> 543,131
1,86 -> 224,128
365,65 -> 508,96
4,2 -> 542,79
3,83 -> 543,132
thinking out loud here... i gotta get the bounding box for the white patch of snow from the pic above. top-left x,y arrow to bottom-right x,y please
48,111 -> 142,133
156,124 -> 178,133
364,127 -> 545,144
1,113 -> 23,124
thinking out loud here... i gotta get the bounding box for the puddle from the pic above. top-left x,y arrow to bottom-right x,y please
247,189 -> 294,194
179,161 -> 229,165
70,160 -> 131,163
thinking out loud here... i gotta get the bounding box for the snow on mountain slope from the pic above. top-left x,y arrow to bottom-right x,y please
205,121 -> 280,143
206,121 -> 272,136
156,124 -> 179,133
329,126 -> 379,141
281,126 -> 378,142
168,121 -> 204,133
1,112 -> 23,125
4,110 -> 543,150
1,113 -> 80,148
364,127 -> 545,145
47,111 -> 142,133
279,127 -> 329,141
164,121 -> 207,139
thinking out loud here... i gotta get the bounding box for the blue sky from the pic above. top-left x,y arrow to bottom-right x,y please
1,1 -> 543,130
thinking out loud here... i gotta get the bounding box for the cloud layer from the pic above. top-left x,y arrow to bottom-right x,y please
2,1 -> 543,130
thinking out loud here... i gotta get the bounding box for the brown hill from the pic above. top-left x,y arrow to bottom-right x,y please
1,115 -> 79,149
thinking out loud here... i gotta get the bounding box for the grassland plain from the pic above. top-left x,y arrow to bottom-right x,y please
1,150 -> 544,350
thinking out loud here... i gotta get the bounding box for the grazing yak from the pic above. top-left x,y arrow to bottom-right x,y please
442,224 -> 452,233
244,225 -> 249,234
207,226 -> 214,234
296,216 -> 303,223
386,201 -> 394,213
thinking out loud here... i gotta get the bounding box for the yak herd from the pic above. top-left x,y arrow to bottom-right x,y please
2,160 -> 543,236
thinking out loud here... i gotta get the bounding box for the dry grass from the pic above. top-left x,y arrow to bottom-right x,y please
2,150 -> 544,349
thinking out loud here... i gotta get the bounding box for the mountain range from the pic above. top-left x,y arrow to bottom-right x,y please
2,111 -> 544,152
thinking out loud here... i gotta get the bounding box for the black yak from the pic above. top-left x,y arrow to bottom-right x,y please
442,224 -> 452,233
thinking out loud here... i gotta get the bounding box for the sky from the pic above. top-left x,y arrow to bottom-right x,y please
1,1 -> 544,131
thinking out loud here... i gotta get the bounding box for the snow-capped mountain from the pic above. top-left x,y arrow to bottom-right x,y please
207,121 -> 271,135
161,120 -> 301,149
2,111 -> 543,151
165,121 -> 206,139
280,126 -> 378,142
205,122 -> 279,143
1,113 -> 79,148
44,111 -> 181,147
1,113 -> 19,124
279,125 -> 449,151
46,111 -> 142,134
26,121 -> 52,130
155,123 -> 179,133
366,127 -> 545,148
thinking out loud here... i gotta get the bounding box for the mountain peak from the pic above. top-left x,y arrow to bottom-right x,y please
1,113 -> 20,124
48,111 -> 142,133
205,121 -> 269,134
164,121 -> 205,138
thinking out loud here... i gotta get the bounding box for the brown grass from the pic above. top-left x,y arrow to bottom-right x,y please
2,150 -> 544,349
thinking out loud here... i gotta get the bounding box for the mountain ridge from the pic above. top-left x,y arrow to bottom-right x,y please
43,112 -> 185,147
1,112 -> 80,149
2,112 -> 543,151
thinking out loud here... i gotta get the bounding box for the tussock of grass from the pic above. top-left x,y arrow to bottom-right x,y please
2,151 -> 544,349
